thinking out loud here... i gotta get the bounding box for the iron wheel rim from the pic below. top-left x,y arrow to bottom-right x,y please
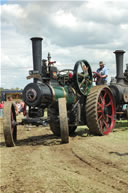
97,88 -> 115,134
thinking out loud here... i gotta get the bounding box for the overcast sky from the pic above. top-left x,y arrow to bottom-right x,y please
0,0 -> 128,89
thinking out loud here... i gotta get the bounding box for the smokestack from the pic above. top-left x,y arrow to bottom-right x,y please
114,50 -> 125,83
31,37 -> 43,82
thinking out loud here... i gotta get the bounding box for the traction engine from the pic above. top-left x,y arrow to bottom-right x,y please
3,37 -> 126,147
110,50 -> 128,120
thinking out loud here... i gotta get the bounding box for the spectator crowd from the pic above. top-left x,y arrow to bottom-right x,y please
0,98 -> 25,117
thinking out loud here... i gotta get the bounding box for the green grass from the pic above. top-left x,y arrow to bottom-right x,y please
75,120 -> 128,137
115,120 -> 128,129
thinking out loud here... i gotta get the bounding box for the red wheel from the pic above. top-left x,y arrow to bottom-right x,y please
3,102 -> 17,147
86,86 -> 116,135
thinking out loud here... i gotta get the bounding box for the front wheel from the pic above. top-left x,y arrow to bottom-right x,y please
3,102 -> 17,147
48,108 -> 77,137
85,86 -> 116,135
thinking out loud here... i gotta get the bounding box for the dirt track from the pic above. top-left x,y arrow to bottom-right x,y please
0,117 -> 128,193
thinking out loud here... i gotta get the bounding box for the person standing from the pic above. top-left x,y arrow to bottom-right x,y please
0,101 -> 4,117
7,96 -> 19,115
95,61 -> 108,85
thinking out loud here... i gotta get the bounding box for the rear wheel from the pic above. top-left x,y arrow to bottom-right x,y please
3,102 -> 17,147
86,86 -> 116,135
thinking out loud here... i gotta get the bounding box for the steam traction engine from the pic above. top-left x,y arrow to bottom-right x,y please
110,50 -> 128,120
3,37 -> 127,147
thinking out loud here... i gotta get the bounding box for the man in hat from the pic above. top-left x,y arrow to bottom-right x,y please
95,61 -> 108,85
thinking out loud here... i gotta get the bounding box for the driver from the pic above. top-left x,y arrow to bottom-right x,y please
82,65 -> 87,71
96,61 -> 108,85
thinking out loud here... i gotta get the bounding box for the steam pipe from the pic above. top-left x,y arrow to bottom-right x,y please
114,50 -> 125,83
31,37 -> 43,82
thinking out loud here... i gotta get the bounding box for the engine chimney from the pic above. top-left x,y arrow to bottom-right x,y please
114,50 -> 125,83
31,37 -> 43,82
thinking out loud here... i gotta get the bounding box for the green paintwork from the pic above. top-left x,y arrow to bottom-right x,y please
53,86 -> 76,104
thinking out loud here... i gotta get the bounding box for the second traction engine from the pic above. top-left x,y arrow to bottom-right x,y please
110,50 -> 128,120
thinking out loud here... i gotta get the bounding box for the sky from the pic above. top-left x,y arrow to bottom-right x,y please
0,0 -> 128,89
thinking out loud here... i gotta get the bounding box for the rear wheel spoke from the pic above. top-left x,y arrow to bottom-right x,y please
98,102 -> 102,107
103,92 -> 107,100
103,119 -> 108,129
106,114 -> 113,119
98,114 -> 103,121
106,100 -> 112,107
100,96 -> 103,103
99,120 -> 103,130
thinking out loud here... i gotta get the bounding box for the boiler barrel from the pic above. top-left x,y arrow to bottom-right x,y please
23,83 -> 76,107
110,84 -> 128,105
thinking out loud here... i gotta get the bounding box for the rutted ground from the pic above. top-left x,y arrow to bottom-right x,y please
0,117 -> 128,193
